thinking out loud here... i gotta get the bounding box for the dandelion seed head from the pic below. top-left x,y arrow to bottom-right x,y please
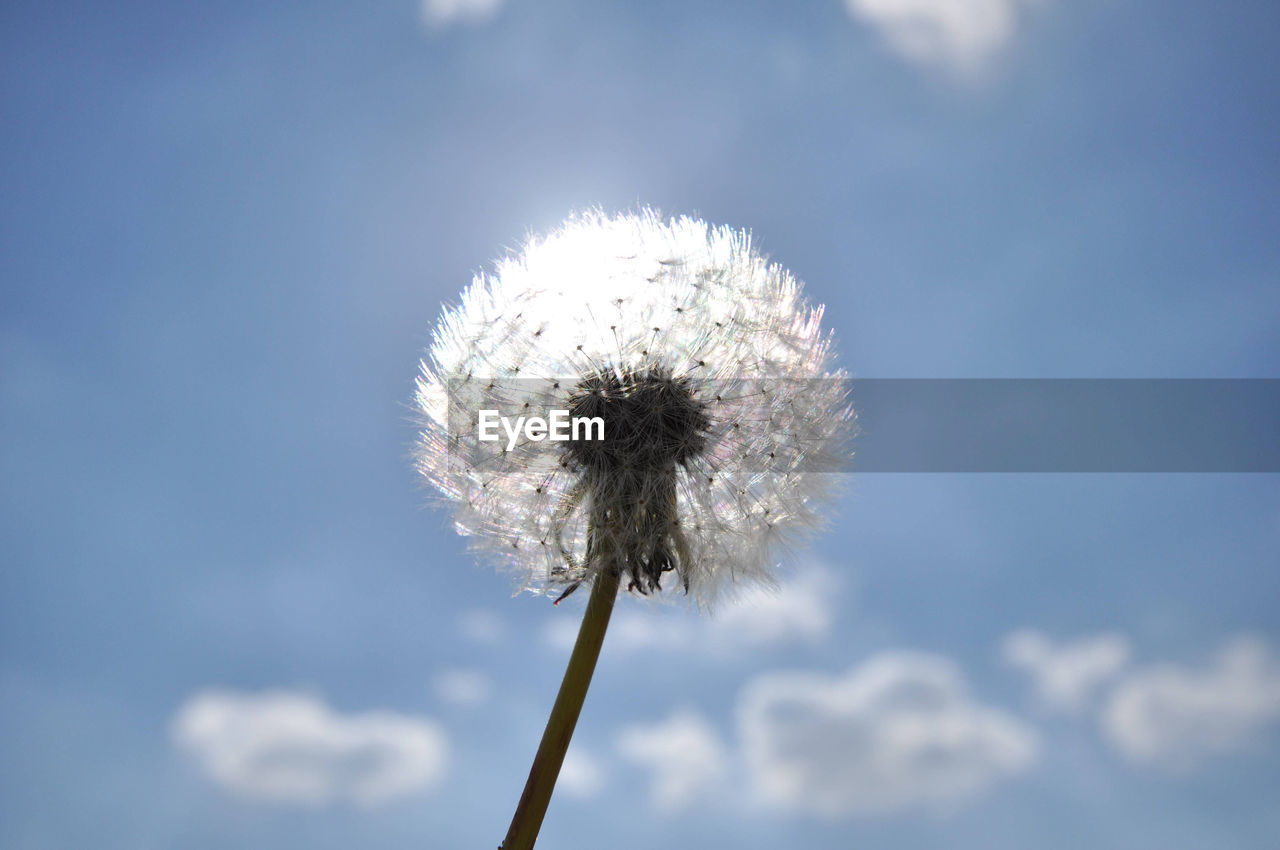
414,208 -> 852,606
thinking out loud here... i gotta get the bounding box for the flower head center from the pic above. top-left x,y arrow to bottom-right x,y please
563,367 -> 710,476
560,366 -> 711,595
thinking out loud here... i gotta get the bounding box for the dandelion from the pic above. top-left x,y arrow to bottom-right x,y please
413,208 -> 852,848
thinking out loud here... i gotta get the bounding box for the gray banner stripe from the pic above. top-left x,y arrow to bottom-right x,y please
849,379 -> 1279,472
435,379 -> 1279,473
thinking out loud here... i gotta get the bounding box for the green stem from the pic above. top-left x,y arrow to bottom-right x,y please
500,566 -> 621,850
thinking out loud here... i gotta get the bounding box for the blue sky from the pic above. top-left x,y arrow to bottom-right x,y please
2,1 -> 1278,848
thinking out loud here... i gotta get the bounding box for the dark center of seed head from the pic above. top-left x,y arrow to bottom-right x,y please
563,367 -> 710,476
559,367 -> 711,597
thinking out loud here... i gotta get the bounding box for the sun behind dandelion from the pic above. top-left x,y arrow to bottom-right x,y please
415,207 -> 852,607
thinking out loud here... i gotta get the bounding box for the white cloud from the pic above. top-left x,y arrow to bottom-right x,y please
432,669 -> 491,706
709,565 -> 837,646
1003,630 -> 1131,712
421,0 -> 504,29
608,610 -> 693,652
458,608 -> 506,645
738,652 -> 1038,816
1101,636 -> 1280,770
542,564 -> 840,656
557,747 -> 606,799
172,690 -> 448,806
542,616 -> 585,652
844,0 -> 1042,74
617,710 -> 730,812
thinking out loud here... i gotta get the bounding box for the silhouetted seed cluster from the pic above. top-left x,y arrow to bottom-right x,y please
564,367 -> 709,474
560,368 -> 710,596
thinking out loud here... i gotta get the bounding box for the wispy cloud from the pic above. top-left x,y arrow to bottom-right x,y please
543,563 -> 841,656
1003,630 -> 1131,712
616,710 -> 730,813
844,0 -> 1043,75
420,0 -> 505,29
432,669 -> 492,706
458,608 -> 507,645
172,690 -> 448,806
1101,635 -> 1280,771
738,652 -> 1039,816
709,566 -> 838,646
558,746 -> 607,799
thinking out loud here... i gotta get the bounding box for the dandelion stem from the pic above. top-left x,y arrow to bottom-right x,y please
501,564 -> 621,850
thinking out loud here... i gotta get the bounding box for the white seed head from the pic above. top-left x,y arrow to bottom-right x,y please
414,208 -> 852,606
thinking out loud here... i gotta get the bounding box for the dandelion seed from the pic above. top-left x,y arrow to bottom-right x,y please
412,208 -> 852,849
415,208 -> 852,607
